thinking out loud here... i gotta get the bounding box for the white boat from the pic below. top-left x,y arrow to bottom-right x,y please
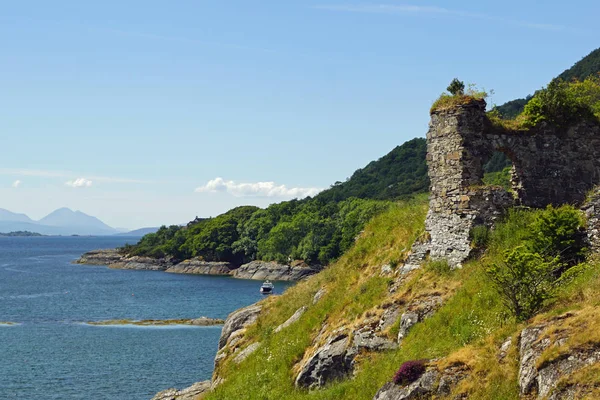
260,280 -> 274,294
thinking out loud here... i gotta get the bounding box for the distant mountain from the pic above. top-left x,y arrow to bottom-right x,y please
0,208 -> 34,223
0,207 -> 118,236
114,227 -> 159,237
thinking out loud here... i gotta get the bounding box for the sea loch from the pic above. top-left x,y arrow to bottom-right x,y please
0,236 -> 292,399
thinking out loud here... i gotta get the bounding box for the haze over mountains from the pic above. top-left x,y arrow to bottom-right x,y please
0,208 -> 156,236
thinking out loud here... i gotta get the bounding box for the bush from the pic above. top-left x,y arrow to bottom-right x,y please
486,246 -> 560,321
521,79 -> 595,128
393,360 -> 427,386
529,205 -> 587,266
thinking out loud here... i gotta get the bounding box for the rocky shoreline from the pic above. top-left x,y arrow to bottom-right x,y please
75,249 -> 320,281
86,317 -> 224,327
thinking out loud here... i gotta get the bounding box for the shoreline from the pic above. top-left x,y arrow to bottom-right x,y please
75,249 -> 321,281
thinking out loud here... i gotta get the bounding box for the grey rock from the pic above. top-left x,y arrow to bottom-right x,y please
275,306 -> 307,333
233,342 -> 261,364
295,332 -> 357,389
151,380 -> 211,400
166,258 -> 233,275
353,330 -> 397,352
109,255 -> 172,271
518,315 -> 600,398
397,295 -> 443,344
218,303 -> 262,350
313,288 -> 327,304
373,370 -> 439,400
75,249 -> 123,265
233,260 -> 319,281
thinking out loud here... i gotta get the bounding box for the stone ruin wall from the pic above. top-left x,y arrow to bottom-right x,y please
413,99 -> 600,268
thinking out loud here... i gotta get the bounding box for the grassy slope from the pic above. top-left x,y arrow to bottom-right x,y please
206,199 -> 600,400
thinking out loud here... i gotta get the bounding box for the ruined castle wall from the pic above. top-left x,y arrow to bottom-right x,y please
419,99 -> 600,268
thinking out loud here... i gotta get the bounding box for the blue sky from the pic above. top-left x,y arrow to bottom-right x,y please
1,1 -> 598,229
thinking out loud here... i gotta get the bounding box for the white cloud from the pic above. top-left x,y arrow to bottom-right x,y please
12,180 -> 21,188
195,177 -> 323,198
65,178 -> 93,188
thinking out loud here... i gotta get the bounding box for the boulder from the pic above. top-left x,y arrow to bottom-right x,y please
295,332 -> 357,389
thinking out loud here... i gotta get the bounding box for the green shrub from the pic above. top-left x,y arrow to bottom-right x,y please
528,205 -> 587,265
486,246 -> 560,321
447,78 -> 465,96
521,79 -> 595,128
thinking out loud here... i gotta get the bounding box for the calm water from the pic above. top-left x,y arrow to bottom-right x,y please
0,237 -> 293,399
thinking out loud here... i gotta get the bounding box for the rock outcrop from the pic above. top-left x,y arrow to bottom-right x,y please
75,249 -> 124,265
217,304 -> 262,350
151,380 -> 211,400
232,260 -> 319,281
397,294 -> 443,344
518,311 -> 600,399
275,306 -> 307,333
109,256 -> 173,271
295,331 -> 357,389
373,362 -> 468,400
165,259 -> 233,275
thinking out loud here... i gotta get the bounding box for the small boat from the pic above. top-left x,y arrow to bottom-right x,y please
260,280 -> 274,294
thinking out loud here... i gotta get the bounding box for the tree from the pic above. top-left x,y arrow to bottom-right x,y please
447,78 -> 465,96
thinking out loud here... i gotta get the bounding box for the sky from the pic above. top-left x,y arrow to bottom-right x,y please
1,1 -> 599,229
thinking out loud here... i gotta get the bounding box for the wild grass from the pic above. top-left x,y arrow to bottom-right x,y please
206,200 -> 600,400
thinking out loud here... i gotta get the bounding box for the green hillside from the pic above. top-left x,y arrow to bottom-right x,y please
124,138 -> 427,267
496,47 -> 600,118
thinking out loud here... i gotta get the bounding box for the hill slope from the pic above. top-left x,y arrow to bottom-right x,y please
496,46 -> 600,118
315,137 -> 428,202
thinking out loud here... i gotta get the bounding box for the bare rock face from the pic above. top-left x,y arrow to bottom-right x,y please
218,304 -> 262,350
275,306 -> 307,333
109,256 -> 172,271
233,342 -> 261,364
295,332 -> 357,389
75,249 -> 124,265
166,259 -> 233,275
151,380 -> 211,400
373,370 -> 439,400
518,313 -> 600,398
232,260 -> 319,281
373,363 -> 468,400
397,295 -> 443,344
211,302 -> 263,387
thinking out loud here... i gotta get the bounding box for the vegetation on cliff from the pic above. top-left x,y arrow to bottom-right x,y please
206,196 -> 600,399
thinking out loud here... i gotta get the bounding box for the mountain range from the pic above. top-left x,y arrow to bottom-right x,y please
0,208 -> 156,236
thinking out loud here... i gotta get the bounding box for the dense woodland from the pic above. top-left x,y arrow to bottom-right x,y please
126,47 -> 600,267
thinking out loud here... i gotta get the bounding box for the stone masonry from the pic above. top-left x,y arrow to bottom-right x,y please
416,99 -> 600,267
